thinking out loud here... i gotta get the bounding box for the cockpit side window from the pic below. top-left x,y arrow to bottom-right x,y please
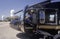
39,10 -> 45,24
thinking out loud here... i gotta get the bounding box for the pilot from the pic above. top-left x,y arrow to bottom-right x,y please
25,11 -> 32,25
25,9 -> 37,32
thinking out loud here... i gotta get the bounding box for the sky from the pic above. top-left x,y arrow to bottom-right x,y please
0,0 -> 60,20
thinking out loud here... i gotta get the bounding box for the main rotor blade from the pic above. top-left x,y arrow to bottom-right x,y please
14,10 -> 23,14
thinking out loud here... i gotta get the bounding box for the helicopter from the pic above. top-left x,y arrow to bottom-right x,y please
10,0 -> 60,39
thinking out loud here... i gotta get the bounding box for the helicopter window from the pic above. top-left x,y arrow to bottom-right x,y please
39,11 -> 45,19
49,14 -> 55,21
39,10 -> 45,24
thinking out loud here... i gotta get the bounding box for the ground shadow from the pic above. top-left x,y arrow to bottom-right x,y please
16,33 -> 39,39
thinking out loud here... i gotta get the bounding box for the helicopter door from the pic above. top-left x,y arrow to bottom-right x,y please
39,10 -> 45,24
48,13 -> 57,25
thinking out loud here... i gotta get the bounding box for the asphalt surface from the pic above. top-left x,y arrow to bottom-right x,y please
0,22 -> 39,39
0,22 -> 21,39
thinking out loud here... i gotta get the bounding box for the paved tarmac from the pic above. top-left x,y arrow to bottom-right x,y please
0,22 -> 39,39
0,22 -> 20,39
